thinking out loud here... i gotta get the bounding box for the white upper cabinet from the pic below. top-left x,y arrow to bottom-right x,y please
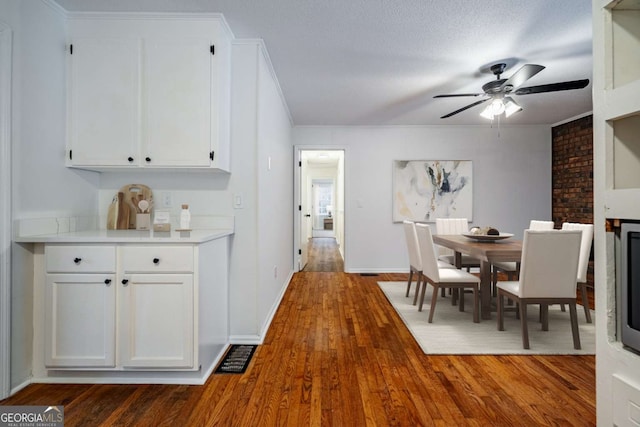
66,14 -> 232,172
594,2 -> 640,219
68,37 -> 139,166
144,38 -> 212,167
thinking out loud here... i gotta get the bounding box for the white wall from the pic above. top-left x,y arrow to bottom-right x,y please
256,48 -> 294,334
228,40 -> 293,341
6,0 -> 101,391
293,125 -> 552,272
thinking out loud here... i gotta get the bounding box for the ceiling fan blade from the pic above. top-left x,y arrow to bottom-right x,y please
434,93 -> 483,98
440,98 -> 489,119
514,79 -> 590,95
500,64 -> 545,90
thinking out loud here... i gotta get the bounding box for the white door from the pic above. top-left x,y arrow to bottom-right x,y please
68,37 -> 140,166
299,162 -> 312,270
44,274 -> 116,368
119,274 -> 194,368
144,38 -> 212,167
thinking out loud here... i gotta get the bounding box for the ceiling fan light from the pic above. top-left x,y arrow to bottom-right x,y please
490,98 -> 505,115
504,99 -> 522,117
480,104 -> 495,120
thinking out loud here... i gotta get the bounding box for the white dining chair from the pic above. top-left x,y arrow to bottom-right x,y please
497,229 -> 582,349
415,223 -> 480,323
403,220 -> 455,305
561,222 -> 594,323
491,219 -> 555,291
435,218 -> 480,272
402,220 -> 423,304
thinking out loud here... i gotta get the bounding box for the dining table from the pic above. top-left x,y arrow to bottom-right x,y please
432,234 -> 523,320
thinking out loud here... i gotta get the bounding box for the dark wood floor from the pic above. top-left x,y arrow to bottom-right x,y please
302,237 -> 344,272
1,271 -> 595,426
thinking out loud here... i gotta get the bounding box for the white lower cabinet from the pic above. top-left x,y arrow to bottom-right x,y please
45,273 -> 116,368
44,244 -> 196,371
119,274 -> 193,368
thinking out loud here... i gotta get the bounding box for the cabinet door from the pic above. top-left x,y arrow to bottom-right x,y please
143,38 -> 212,167
45,274 -> 116,368
68,37 -> 140,166
119,274 -> 194,368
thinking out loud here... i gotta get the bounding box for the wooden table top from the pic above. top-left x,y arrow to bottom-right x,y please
432,234 -> 523,263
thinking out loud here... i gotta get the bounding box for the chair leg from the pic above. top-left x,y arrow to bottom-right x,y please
492,267 -> 498,297
418,279 -> 428,312
428,285 -> 439,323
569,302 -> 582,350
412,273 -> 423,306
519,302 -> 530,349
580,283 -> 592,323
472,286 -> 479,323
540,304 -> 549,331
497,293 -> 505,331
405,270 -> 414,297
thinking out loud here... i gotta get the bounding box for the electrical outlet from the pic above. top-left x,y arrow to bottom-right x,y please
162,192 -> 172,208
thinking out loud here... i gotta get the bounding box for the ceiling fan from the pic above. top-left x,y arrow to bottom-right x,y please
434,63 -> 589,119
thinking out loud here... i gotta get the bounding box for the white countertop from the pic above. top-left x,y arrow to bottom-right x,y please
14,228 -> 233,244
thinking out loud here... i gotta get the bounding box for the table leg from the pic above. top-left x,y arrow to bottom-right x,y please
450,251 -> 463,301
480,260 -> 492,320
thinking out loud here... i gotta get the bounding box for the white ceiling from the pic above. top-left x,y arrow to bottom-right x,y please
53,0 -> 593,126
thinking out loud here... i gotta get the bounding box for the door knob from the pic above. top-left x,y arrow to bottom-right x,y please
121,279 -> 129,285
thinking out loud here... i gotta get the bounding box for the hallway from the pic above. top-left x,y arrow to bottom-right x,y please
302,237 -> 344,272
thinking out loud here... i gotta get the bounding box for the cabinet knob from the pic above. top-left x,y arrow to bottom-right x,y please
121,279 -> 129,285
104,279 -> 111,285
128,157 -> 134,162
153,258 -> 160,264
73,257 -> 82,264
145,157 -> 151,162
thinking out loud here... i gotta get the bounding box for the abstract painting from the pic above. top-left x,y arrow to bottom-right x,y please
392,160 -> 472,222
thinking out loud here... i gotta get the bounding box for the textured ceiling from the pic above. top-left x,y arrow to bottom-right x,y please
53,0 -> 593,126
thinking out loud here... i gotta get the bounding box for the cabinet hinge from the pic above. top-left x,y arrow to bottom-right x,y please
69,44 -> 73,55
298,249 -> 302,255
210,45 -> 215,55
209,151 -> 215,161
298,205 -> 302,211
299,161 -> 302,167
69,150 -> 72,160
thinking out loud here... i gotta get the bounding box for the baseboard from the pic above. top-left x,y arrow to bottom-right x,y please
228,335 -> 263,345
346,268 -> 407,274
10,378 -> 32,396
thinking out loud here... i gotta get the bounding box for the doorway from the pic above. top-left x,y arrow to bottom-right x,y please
295,149 -> 345,272
311,179 -> 334,238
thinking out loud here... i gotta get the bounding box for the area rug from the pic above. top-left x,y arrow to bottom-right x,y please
214,345 -> 258,374
378,281 -> 595,355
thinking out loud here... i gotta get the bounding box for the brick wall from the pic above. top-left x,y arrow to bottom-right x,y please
552,114 -> 594,289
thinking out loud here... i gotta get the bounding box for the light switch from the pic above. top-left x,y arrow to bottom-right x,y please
233,193 -> 243,209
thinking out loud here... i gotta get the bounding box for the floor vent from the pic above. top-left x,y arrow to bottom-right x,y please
214,345 -> 258,374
